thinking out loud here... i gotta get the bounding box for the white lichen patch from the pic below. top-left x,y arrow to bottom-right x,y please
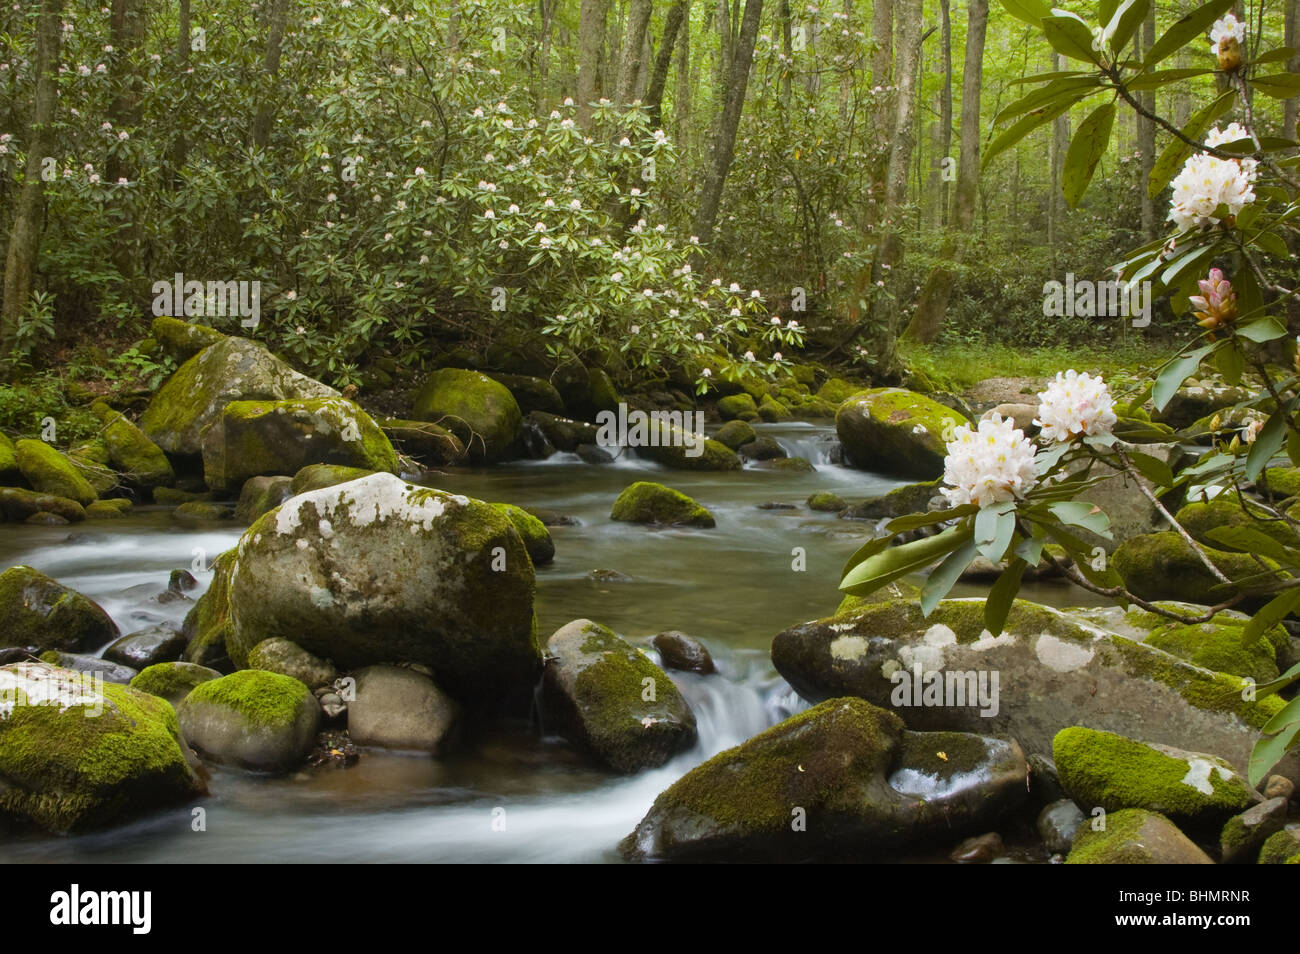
274,472 -> 458,535
0,663 -> 105,720
970,630 -> 1016,652
1034,634 -> 1095,672
1181,756 -> 1234,796
923,624 -> 957,648
830,635 -> 870,662
899,642 -> 946,672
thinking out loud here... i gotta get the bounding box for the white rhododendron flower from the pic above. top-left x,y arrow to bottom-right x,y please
1210,13 -> 1245,56
940,415 -> 1038,508
1168,149 -> 1256,230
1205,122 -> 1251,149
1034,370 -> 1117,443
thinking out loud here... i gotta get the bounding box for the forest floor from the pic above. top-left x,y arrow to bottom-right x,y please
903,339 -> 1174,392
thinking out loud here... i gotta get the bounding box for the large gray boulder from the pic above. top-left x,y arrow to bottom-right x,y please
835,388 -> 965,478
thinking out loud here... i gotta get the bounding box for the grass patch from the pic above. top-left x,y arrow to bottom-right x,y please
901,339 -> 1178,393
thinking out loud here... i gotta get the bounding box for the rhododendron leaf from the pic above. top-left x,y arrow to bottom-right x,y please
1048,500 -> 1112,537
1001,0 -> 1052,27
975,503 -> 1017,562
1252,73 -> 1300,99
886,503 -> 978,533
984,558 -> 1029,638
1204,526 -> 1294,565
1153,342 -> 1218,411
1148,89 -> 1235,196
1042,14 -> 1102,64
1145,0 -> 1237,69
1125,451 -> 1174,487
1062,102 -> 1115,208
921,539 -> 980,616
1108,0 -> 1151,53
1215,341 -> 1245,385
1126,67 -> 1213,90
1249,694 -> 1300,787
984,96 -> 1087,170
1245,411 -> 1289,481
840,525 -> 974,597
1236,317 -> 1287,344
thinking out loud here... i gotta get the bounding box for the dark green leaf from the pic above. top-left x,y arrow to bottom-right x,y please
1148,89 -> 1236,196
1063,102 -> 1117,208
1250,694 -> 1300,786
840,525 -> 975,597
1153,342 -> 1218,411
984,558 -> 1028,637
1236,316 -> 1288,343
1252,73 -> 1300,99
1000,0 -> 1051,27
1042,13 -> 1102,64
921,539 -> 980,616
983,96 -> 1090,169
1145,0 -> 1237,68
1246,411 -> 1290,481
1126,67 -> 1213,90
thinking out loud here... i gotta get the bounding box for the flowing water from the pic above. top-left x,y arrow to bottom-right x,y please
0,423 -> 1101,862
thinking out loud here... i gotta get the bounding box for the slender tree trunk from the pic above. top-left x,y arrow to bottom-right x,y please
172,0 -> 190,181
646,0 -> 688,127
675,4 -> 692,146
251,0 -> 289,149
1285,0 -> 1298,141
779,0 -> 792,106
615,0 -> 653,104
538,0 -> 557,107
1,0 -> 62,377
107,0 -> 144,184
1050,51 -> 1069,268
578,0 -> 607,127
937,0 -> 952,226
866,0 -> 893,222
1136,4 -> 1156,239
692,0 -> 763,243
902,0 -> 987,344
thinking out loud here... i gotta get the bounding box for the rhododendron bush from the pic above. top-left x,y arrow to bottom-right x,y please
842,0 -> 1300,783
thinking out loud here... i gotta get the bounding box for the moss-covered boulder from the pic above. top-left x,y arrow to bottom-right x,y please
1258,827 -> 1300,864
90,402 -> 173,488
1261,467 -> 1300,499
0,566 -> 119,653
487,372 -> 564,415
758,394 -> 793,423
540,619 -> 697,772
526,411 -> 600,452
246,638 -> 336,690
84,500 -> 127,520
151,314 -> 225,362
840,479 -> 943,519
201,397 -> 398,491
234,475 -> 294,523
835,388 -> 964,478
289,463 -> 376,495
172,501 -> 232,525
632,420 -> 741,471
412,368 -> 523,463
1065,808 -> 1213,864
1220,796 -> 1287,863
1053,727 -> 1255,827
379,418 -> 466,466
717,393 -> 759,421
1175,498 -> 1294,550
103,624 -> 187,670
181,549 -> 236,672
0,432 -> 20,482
490,503 -> 555,565
753,456 -> 814,473
714,419 -> 757,450
1113,531 -> 1283,605
807,492 -> 847,512
178,669 -> 320,772
0,661 -> 204,832
1143,617 -> 1279,682
67,439 -> 118,496
738,436 -> 785,460
38,650 -> 137,684
0,487 -> 85,523
130,661 -> 221,706
141,336 -> 339,456
584,367 -> 622,419
610,481 -> 715,528
771,597 -> 1299,783
14,440 -> 97,506
348,664 -> 461,753
621,697 -> 1027,862
816,377 -> 862,406
226,473 -> 540,709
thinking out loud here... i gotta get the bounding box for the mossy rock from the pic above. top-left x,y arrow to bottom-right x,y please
1065,808 -> 1213,864
753,456 -> 814,473
0,661 -> 204,832
788,397 -> 840,421
632,421 -> 741,471
1261,467 -> 1300,499
172,501 -> 232,525
1257,828 -> 1300,864
1174,498 -> 1294,549
141,336 -> 340,456
37,650 -> 137,684
0,432 -> 20,481
90,401 -> 174,488
151,314 -> 225,362
807,492 -> 848,512
246,638 -> 336,690
491,503 -> 555,565
585,367 -> 622,418
841,479 -> 943,520
379,418 -> 466,466
738,436 -> 785,460
412,368 -> 523,463
83,500 -> 127,520
178,669 -> 320,772
717,393 -> 759,421
153,487 -> 212,506
1220,797 -> 1288,863
540,619 -> 697,773
1113,531 -> 1283,606
130,661 -> 221,706
14,440 -> 97,506
835,388 -> 963,478
181,548 -> 236,672
0,487 -> 85,523
486,372 -> 565,416
202,397 -> 398,491
714,419 -> 756,450
289,463 -> 376,495
67,439 -> 119,496
815,377 -> 863,406
1053,727 -> 1255,826
1145,618 -> 1278,682
0,565 -> 119,653
525,411 -> 599,452
833,579 -> 921,616
234,475 -> 294,523
611,481 -> 715,528
225,473 -> 540,709
757,394 -> 793,423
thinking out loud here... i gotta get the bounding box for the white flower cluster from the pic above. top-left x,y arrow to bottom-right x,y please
940,415 -> 1038,508
1210,13 -> 1245,55
1034,370 -> 1117,443
1168,125 -> 1257,230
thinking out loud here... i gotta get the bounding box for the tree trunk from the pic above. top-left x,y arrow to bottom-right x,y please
1,0 -> 62,377
1050,51 -> 1069,268
251,0 -> 289,149
936,0 -> 952,226
675,4 -> 692,146
578,0 -> 607,127
692,0 -> 763,243
902,0 -> 987,344
172,0 -> 190,181
615,0 -> 653,104
1285,0 -> 1298,141
1136,4 -> 1156,239
107,0 -> 145,184
646,0 -> 688,128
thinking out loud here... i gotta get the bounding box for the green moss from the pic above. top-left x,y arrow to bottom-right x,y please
1261,467 -> 1300,499
714,419 -> 757,450
634,422 -> 742,471
807,492 -> 847,512
412,368 -> 523,462
0,565 -> 118,652
587,368 -> 621,414
1065,808 -> 1162,864
182,549 -> 236,671
1175,499 -> 1295,549
1258,829 -> 1300,864
130,661 -> 220,702
183,669 -> 313,731
718,393 -> 759,420
815,377 -> 862,406
0,663 -> 201,832
14,439 -> 97,506
84,500 -> 127,520
1053,726 -> 1254,821
491,502 -> 555,565
611,480 -> 715,527
0,432 -> 18,477
290,463 -> 375,495
0,487 -> 85,523
755,456 -> 814,472
1145,619 -> 1278,682
91,401 -> 174,488
151,315 -> 224,362
1113,531 -> 1283,604
758,394 -> 793,423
